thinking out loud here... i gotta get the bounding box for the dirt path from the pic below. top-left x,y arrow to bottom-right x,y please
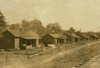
38,41 -> 99,65
80,54 -> 100,68
1,41 -> 100,68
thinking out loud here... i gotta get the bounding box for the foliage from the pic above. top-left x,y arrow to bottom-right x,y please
21,19 -> 30,31
67,27 -> 76,33
46,23 -> 62,34
84,31 -> 95,36
8,20 -> 64,37
21,19 -> 46,37
76,31 -> 81,35
0,11 -> 6,32
9,23 -> 21,30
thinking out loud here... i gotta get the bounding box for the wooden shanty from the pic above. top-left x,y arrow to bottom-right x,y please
89,34 -> 98,41
2,30 -> 41,50
64,33 -> 80,43
76,33 -> 90,42
42,34 -> 66,46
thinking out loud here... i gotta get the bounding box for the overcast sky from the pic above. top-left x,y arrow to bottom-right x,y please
0,0 -> 100,32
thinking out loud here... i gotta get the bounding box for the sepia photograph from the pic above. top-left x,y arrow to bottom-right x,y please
0,0 -> 100,68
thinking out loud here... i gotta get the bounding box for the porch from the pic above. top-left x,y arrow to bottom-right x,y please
55,38 -> 65,44
19,38 -> 41,50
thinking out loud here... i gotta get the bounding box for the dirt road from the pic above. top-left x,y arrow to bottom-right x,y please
1,41 -> 100,68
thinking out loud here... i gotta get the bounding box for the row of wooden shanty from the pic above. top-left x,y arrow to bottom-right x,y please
0,30 -> 99,50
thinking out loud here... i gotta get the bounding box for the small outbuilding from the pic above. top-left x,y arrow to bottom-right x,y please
2,30 -> 41,50
42,34 -> 66,46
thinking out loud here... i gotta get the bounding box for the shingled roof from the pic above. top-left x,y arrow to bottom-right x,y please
66,33 -> 80,38
90,34 -> 98,38
49,34 -> 66,39
4,30 -> 41,39
77,33 -> 90,38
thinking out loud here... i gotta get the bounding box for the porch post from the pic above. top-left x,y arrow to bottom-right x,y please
72,38 -> 74,43
54,39 -> 57,44
14,38 -> 20,50
36,39 -> 39,47
64,39 -> 66,44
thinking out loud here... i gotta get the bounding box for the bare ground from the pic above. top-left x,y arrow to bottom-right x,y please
1,41 -> 100,68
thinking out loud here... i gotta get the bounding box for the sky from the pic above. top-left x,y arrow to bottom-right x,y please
0,0 -> 100,32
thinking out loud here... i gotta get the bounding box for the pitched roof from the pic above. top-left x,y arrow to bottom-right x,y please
49,34 -> 66,39
66,33 -> 80,38
82,34 -> 90,38
77,33 -> 90,38
90,34 -> 98,38
4,30 -> 41,39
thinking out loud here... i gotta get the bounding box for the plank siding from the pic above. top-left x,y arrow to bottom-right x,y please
3,31 -> 15,50
42,34 -> 54,46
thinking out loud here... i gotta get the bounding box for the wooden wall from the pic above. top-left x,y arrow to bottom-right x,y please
42,34 -> 54,46
2,31 -> 15,50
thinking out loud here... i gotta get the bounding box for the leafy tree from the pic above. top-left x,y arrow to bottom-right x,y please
9,23 -> 21,30
0,11 -> 6,32
67,27 -> 76,33
30,19 -> 46,37
21,19 -> 46,37
85,31 -> 95,36
46,23 -> 62,34
76,31 -> 81,34
21,19 -> 30,31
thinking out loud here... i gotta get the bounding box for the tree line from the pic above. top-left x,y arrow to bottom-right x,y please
0,11 -> 99,37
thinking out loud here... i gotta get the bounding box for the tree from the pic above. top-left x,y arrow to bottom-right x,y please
21,19 -> 30,31
67,27 -> 76,33
30,19 -> 46,37
9,23 -> 21,30
46,23 -> 62,34
0,11 -> 6,32
85,31 -> 95,36
76,31 -> 81,34
21,19 -> 46,37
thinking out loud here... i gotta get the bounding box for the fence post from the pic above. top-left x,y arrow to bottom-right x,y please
42,47 -> 44,55
27,50 -> 29,58
5,51 -> 7,64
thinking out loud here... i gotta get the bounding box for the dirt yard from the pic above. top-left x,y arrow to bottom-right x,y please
1,41 -> 100,68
